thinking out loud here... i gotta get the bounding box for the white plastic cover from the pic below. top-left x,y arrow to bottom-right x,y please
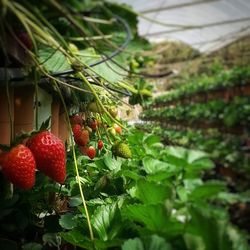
116,0 -> 250,52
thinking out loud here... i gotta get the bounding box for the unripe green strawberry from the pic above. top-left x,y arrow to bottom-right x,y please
71,60 -> 82,72
72,124 -> 89,146
68,43 -> 79,54
26,131 -> 66,184
108,107 -> 118,118
112,142 -> 132,159
88,102 -> 103,113
0,144 -> 36,189
108,127 -> 116,137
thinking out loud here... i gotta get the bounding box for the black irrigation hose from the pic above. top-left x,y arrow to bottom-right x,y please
7,12 -> 171,98
51,15 -> 132,77
49,13 -> 173,79
8,15 -> 133,96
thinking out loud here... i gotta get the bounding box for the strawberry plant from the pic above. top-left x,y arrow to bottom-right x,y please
141,96 -> 250,129
0,0 -> 249,249
57,129 -> 250,249
152,66 -> 250,107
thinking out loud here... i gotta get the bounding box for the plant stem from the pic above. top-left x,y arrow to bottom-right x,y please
53,80 -> 95,246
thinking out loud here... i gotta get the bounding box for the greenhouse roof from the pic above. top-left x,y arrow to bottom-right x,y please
116,0 -> 250,53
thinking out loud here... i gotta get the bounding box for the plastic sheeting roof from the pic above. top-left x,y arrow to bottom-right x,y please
116,0 -> 250,53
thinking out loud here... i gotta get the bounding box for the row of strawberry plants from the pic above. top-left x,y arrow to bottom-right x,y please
141,96 -> 250,131
137,123 -> 250,181
151,66 -> 250,107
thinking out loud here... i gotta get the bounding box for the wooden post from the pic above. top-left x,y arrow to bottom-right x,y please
14,85 -> 34,136
0,87 -> 14,145
59,107 -> 69,143
51,99 -> 60,137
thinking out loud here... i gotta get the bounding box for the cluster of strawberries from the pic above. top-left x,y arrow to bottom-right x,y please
0,131 -> 66,190
70,113 -> 132,160
0,113 -> 127,190
71,114 -> 105,159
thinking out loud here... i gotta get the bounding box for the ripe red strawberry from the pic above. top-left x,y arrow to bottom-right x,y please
72,124 -> 89,146
0,145 -> 36,189
87,146 -> 96,159
113,124 -> 122,134
89,119 -> 98,131
26,131 -> 66,184
98,140 -> 104,150
70,114 -> 82,126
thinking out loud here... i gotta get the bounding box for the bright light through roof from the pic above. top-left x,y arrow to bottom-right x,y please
115,0 -> 250,52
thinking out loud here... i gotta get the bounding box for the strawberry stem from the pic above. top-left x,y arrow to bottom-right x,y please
52,80 -> 95,245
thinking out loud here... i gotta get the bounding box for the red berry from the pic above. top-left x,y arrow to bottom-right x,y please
89,119 -> 98,131
98,140 -> 104,150
72,124 -> 89,146
87,146 -> 96,159
26,131 -> 66,184
114,124 -> 122,134
0,145 -> 36,189
70,114 -> 82,126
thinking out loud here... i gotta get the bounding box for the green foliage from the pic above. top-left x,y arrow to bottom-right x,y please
153,66 -> 250,105
1,129 -> 249,249
141,96 -> 250,129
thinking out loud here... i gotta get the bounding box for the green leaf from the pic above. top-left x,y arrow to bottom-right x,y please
142,156 -> 175,174
59,214 -> 77,230
163,147 -> 213,171
184,234 -> 205,250
146,235 -> 173,250
226,225 -> 250,250
188,158 -> 214,172
122,235 -> 172,250
121,170 -> 140,180
135,179 -> 172,204
186,149 -> 209,164
122,204 -> 169,232
42,233 -> 61,248
22,243 -> 43,250
143,134 -> 161,147
177,186 -> 188,202
90,59 -> 126,83
79,48 -> 126,83
39,48 -> 70,73
186,206 -> 232,250
146,170 -> 177,181
122,238 -> 144,250
61,230 -> 122,249
217,191 -> 250,204
92,202 -> 122,241
103,154 -> 122,172
188,181 -> 226,201
69,196 -> 82,207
